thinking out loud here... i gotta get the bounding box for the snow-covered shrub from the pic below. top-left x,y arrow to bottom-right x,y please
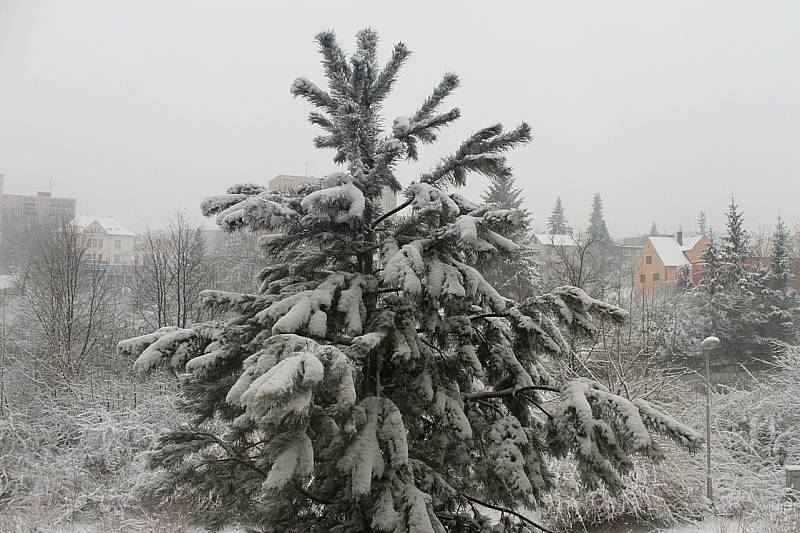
689,346 -> 800,519
0,373 -> 192,531
542,345 -> 800,531
543,445 -> 706,530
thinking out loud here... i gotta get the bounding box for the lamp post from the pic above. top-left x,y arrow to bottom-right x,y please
701,336 -> 721,506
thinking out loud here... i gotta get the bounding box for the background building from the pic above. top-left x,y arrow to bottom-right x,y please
0,177 -> 79,273
73,216 -> 137,265
531,233 -> 578,264
1,189 -> 77,229
633,232 -> 709,293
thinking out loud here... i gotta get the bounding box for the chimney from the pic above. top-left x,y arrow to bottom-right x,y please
676,228 -> 683,246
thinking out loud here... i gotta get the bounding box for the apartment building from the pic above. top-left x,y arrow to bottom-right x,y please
1,188 -> 77,229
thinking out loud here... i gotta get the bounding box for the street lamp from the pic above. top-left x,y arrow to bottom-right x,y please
701,335 -> 721,506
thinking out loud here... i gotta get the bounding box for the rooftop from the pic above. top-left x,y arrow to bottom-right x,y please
74,216 -> 136,236
533,233 -> 577,247
648,234 -> 706,266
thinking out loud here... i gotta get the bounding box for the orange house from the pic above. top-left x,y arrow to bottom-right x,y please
634,232 -> 709,293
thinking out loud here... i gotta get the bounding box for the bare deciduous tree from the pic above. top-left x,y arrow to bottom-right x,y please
542,231 -> 611,294
19,221 -> 112,378
132,211 -> 208,329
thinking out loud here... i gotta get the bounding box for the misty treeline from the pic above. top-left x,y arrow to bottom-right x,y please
0,211 -> 260,389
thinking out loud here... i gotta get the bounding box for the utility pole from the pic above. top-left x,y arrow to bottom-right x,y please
701,336 -> 721,507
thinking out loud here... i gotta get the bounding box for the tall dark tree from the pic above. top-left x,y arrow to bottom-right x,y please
479,176 -> 538,299
587,193 -> 611,243
692,209 -> 796,365
649,222 -> 659,236
481,176 -> 530,234
119,30 -> 700,532
770,215 -> 791,291
697,232 -> 723,295
546,197 -> 569,234
721,197 -> 748,272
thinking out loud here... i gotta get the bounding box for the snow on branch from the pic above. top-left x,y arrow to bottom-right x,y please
290,77 -> 336,111
534,286 -> 628,334
406,182 -> 461,219
338,397 -> 409,497
300,173 -> 365,226
548,379 -> 701,493
209,192 -> 300,233
199,290 -> 276,315
383,241 -> 426,297
117,326 -> 180,359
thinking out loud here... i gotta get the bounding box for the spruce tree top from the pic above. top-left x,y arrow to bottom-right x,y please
722,197 -> 748,266
546,197 -> 568,234
481,176 -> 530,234
120,29 -> 700,532
587,193 -> 611,242
770,216 -> 792,291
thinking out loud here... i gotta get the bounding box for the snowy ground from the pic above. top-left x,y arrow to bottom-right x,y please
15,517 -> 753,533
657,518 -> 744,532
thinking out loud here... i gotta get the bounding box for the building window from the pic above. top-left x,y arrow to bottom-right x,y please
639,274 -> 646,284
114,240 -> 121,249
653,272 -> 660,282
113,255 -> 120,264
645,255 -> 653,264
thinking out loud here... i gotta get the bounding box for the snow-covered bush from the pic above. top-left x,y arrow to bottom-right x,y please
542,345 -> 800,531
693,346 -> 800,518
0,373 -> 191,532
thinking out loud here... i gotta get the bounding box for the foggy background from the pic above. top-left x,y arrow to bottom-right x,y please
1,0 -> 798,237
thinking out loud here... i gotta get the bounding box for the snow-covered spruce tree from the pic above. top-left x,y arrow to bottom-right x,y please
586,193 -> 610,244
546,197 -> 568,235
479,176 -> 539,300
770,216 -> 792,292
119,30 -> 701,532
721,197 -> 748,281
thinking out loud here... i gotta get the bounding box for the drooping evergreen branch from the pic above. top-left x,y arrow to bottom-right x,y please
462,384 -> 561,401
461,493 -> 555,533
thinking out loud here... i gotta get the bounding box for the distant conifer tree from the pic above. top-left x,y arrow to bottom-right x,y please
547,197 -> 568,234
697,210 -> 707,234
479,176 -> 539,299
770,215 -> 791,291
587,193 -> 611,243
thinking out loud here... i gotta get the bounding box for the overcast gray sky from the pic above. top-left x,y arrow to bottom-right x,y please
1,0 -> 798,237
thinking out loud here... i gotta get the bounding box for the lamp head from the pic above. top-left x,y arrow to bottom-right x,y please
701,336 -> 721,351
